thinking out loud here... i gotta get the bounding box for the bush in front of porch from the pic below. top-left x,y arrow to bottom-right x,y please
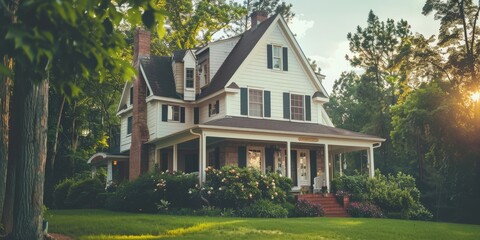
193,166 -> 293,209
331,170 -> 432,220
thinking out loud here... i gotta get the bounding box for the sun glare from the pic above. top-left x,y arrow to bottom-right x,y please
471,92 -> 480,102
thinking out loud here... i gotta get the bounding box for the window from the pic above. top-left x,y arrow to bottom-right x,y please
249,89 -> 263,117
203,63 -> 209,85
127,116 -> 132,134
168,105 -> 180,121
209,100 -> 219,117
273,46 -> 282,69
247,147 -> 264,171
186,68 -> 194,88
129,86 -> 133,105
291,94 -> 304,121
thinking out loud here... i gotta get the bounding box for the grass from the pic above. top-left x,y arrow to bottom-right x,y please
48,209 -> 480,240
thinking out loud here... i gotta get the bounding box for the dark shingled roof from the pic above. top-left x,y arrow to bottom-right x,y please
202,117 -> 384,141
197,14 -> 278,99
313,91 -> 327,98
227,82 -> 240,89
140,56 -> 181,99
173,50 -> 187,63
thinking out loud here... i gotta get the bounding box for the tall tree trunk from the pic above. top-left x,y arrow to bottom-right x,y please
0,56 -> 12,232
10,64 -> 49,239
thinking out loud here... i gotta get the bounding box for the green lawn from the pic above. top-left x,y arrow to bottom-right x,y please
48,209 -> 480,240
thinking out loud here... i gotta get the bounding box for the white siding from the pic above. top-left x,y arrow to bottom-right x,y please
147,101 -> 157,138
208,37 -> 240,83
120,112 -> 132,152
227,24 -> 322,124
199,95 -> 227,124
155,102 -> 195,138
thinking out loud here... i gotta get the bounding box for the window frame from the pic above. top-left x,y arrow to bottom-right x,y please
247,146 -> 265,173
209,100 -> 219,117
272,45 -> 282,70
290,93 -> 305,121
185,68 -> 195,89
168,105 -> 180,122
248,87 -> 264,118
126,116 -> 132,135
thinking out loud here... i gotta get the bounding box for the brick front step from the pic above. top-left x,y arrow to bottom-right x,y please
298,194 -> 350,217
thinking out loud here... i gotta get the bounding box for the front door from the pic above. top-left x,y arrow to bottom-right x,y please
297,150 -> 310,187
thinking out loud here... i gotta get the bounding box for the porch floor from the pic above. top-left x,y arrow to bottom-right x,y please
298,194 -> 350,217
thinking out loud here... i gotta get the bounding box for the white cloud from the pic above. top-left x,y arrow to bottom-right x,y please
308,40 -> 363,94
289,14 -> 314,39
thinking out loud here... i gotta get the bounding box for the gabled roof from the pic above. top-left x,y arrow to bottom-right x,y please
197,14 -> 278,99
173,50 -> 187,62
202,117 -> 385,141
140,56 -> 181,99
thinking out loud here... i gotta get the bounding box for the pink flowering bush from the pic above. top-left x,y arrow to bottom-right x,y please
192,166 -> 293,209
347,202 -> 384,218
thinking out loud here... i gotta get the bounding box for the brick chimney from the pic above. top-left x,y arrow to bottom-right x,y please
129,28 -> 150,180
250,10 -> 268,29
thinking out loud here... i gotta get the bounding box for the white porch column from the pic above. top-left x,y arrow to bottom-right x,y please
106,160 -> 113,188
173,144 -> 178,172
339,153 -> 343,176
201,134 -> 207,182
324,144 -> 330,192
91,166 -> 97,178
286,141 -> 291,178
367,146 -> 375,177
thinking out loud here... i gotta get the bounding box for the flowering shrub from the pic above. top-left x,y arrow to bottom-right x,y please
407,204 -> 433,221
237,200 -> 288,218
105,171 -> 199,213
191,166 -> 293,209
347,202 -> 384,218
294,199 -> 325,217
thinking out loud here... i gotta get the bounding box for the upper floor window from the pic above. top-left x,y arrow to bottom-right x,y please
168,105 -> 180,122
209,100 -> 220,117
291,94 -> 304,121
129,86 -> 133,105
267,44 -> 288,71
273,46 -> 282,70
186,68 -> 194,88
249,89 -> 263,117
127,116 -> 132,134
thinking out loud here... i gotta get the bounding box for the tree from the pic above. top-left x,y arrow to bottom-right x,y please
0,0 -> 164,238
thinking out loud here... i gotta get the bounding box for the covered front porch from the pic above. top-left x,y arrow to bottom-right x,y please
150,118 -> 383,192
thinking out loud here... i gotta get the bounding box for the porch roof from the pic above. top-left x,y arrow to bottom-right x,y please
201,117 -> 385,142
87,152 -> 129,166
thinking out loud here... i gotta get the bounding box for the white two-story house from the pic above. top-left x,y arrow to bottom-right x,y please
88,12 -> 384,191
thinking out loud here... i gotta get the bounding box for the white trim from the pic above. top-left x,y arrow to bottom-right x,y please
247,87 -> 265,118
116,105 -> 133,116
117,81 -> 130,112
139,64 -> 154,97
290,92 -> 306,122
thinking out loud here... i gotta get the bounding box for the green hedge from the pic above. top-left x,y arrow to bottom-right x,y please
238,200 -> 288,218
105,171 -> 200,213
65,178 -> 104,208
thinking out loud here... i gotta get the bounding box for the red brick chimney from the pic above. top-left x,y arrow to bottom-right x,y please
129,28 -> 150,180
251,10 -> 268,29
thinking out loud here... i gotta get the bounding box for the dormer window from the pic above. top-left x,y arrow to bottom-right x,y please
186,68 -> 194,88
273,46 -> 281,69
168,105 -> 180,122
129,86 -> 133,105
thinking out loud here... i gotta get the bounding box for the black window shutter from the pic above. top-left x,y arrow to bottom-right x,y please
129,87 -> 133,105
194,107 -> 199,124
283,92 -> 290,119
180,107 -> 185,123
238,146 -> 246,168
305,95 -> 311,121
214,147 -> 220,169
290,150 -> 297,186
283,47 -> 288,71
267,44 -> 273,69
310,150 -> 317,186
240,88 -> 248,115
162,105 -> 168,122
215,100 -> 220,114
127,117 -> 132,134
208,104 -> 212,117
264,90 -> 271,117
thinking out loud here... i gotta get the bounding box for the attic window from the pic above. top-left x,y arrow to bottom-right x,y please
273,46 -> 281,70
129,86 -> 133,105
186,68 -> 194,88
168,106 -> 180,122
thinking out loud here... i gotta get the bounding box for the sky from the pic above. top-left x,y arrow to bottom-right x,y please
286,0 -> 440,94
